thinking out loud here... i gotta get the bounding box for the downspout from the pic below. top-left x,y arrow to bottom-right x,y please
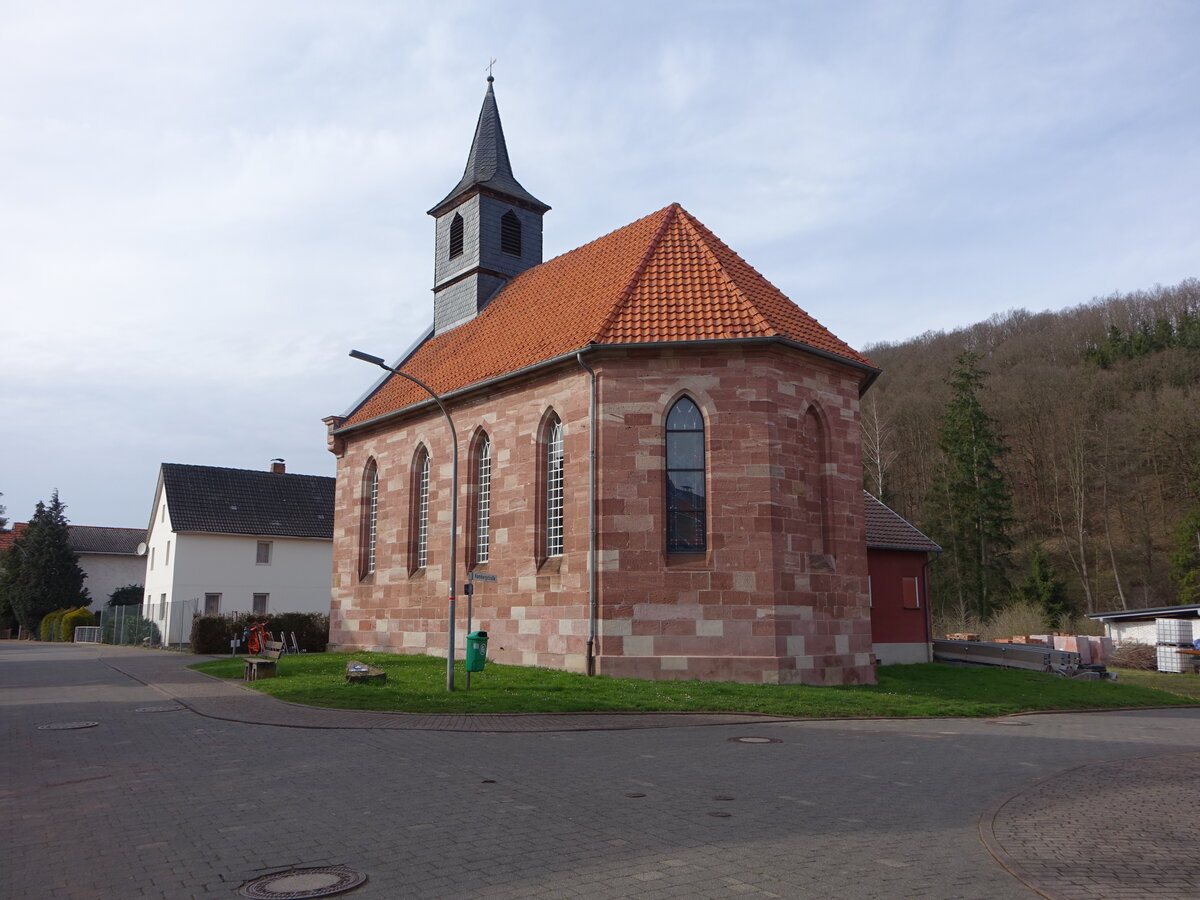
576,351 -> 598,676
923,551 -> 941,660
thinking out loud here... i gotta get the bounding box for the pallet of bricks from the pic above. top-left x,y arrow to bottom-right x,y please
1155,618 -> 1194,673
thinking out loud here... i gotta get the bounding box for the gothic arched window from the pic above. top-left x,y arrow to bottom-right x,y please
544,414 -> 564,558
474,433 -> 492,566
411,447 -> 430,571
665,397 -> 706,553
360,459 -> 379,578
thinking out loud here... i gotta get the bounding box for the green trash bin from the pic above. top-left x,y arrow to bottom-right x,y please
465,630 -> 489,673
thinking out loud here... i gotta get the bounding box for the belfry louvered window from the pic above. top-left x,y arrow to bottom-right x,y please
448,213 -> 464,259
666,397 -> 706,553
476,436 -> 491,565
545,415 -> 564,557
500,210 -> 522,256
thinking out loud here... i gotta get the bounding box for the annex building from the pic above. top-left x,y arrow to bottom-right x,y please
324,78 -> 892,685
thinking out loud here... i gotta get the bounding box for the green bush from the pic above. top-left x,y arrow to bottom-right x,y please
39,608 -> 68,642
257,612 -> 330,652
190,615 -> 234,654
101,607 -> 158,645
60,606 -> 96,642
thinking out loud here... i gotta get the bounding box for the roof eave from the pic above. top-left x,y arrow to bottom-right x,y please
334,335 -> 879,437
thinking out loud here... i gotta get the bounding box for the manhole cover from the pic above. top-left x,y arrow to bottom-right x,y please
712,795 -> 735,801
708,811 -> 732,817
625,792 -> 646,798
37,722 -> 99,731
728,736 -> 781,744
237,866 -> 366,899
135,706 -> 183,713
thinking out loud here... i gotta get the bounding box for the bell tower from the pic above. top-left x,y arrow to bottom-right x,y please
428,77 -> 550,335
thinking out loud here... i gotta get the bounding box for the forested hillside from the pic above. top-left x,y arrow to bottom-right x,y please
863,277 -> 1200,626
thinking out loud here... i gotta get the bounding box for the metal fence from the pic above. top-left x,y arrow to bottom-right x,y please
95,605 -> 159,646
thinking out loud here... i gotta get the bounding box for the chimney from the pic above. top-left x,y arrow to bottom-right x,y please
270,459 -> 286,475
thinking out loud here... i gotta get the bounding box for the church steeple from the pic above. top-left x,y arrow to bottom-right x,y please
429,78 -> 550,335
429,76 -> 549,218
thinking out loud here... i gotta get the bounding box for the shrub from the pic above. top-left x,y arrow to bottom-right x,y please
190,616 -> 235,655
1109,641 -> 1157,670
60,606 -> 96,642
39,608 -> 68,642
258,612 -> 330,652
982,600 -> 1048,641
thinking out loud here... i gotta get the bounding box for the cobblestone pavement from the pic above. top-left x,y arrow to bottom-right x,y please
982,751 -> 1200,900
4,642 -> 1200,899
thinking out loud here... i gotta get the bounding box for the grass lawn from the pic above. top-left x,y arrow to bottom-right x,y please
1111,667 -> 1200,701
190,653 -> 1199,718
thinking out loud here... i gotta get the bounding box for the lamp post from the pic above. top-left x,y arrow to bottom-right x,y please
349,349 -> 459,691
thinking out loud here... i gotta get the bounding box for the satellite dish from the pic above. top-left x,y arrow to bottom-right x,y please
136,542 -> 148,557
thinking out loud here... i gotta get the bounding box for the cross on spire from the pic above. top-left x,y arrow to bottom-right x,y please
487,58 -> 497,82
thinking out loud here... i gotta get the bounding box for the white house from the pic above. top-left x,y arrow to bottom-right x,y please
1087,603 -> 1200,646
142,460 -> 335,643
69,526 -> 146,606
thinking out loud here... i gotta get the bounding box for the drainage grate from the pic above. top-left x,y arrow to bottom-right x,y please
38,722 -> 99,731
135,706 -> 183,713
728,736 -> 781,744
237,866 -> 366,899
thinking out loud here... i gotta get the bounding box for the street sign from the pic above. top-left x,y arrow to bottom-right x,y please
469,572 -> 497,583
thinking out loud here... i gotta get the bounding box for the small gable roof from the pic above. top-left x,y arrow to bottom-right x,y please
864,492 -> 941,553
343,204 -> 876,429
161,464 -> 335,539
68,526 -> 145,555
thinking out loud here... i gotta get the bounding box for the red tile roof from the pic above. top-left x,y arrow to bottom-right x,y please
344,204 -> 875,428
0,523 -> 26,552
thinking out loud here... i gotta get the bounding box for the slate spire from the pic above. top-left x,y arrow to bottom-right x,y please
428,77 -> 550,217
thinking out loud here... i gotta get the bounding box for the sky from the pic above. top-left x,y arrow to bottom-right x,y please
2,0 -> 1198,530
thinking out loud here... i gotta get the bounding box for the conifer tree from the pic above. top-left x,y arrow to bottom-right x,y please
926,352 -> 1014,621
1170,505 -> 1200,605
7,491 -> 90,634
1014,547 -> 1072,628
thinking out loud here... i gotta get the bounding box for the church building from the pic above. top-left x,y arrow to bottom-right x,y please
324,78 -> 884,685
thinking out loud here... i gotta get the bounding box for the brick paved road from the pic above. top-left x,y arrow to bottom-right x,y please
4,643 -> 1199,899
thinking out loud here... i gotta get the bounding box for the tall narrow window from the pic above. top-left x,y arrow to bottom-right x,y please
253,593 -> 268,615
415,450 -> 430,569
256,541 -> 272,565
165,540 -> 171,565
500,210 -> 522,256
204,593 -> 221,616
666,396 -> 706,553
360,460 -> 378,578
476,436 -> 492,565
545,415 -> 564,557
448,212 -> 464,259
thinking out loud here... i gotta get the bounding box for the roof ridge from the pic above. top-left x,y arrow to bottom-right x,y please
674,208 -> 776,337
591,204 -> 679,343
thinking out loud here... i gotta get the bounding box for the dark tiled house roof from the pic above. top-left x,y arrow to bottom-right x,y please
68,525 -> 145,555
1,522 -> 143,555
161,464 -> 335,539
343,204 -> 876,428
863,492 -> 941,553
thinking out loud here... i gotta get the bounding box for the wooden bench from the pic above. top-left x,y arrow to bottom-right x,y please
244,640 -> 285,681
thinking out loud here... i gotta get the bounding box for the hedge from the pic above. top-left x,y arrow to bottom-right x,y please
61,607 -> 96,642
189,612 -> 329,655
39,609 -> 68,642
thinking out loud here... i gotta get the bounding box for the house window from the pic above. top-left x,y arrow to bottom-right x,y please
360,459 -> 379,578
545,414 -> 564,558
150,547 -> 155,570
413,448 -> 430,570
500,210 -> 522,256
160,504 -> 165,523
475,435 -> 491,565
160,593 -> 166,618
449,212 -> 464,259
665,396 -> 706,553
253,593 -> 268,615
256,541 -> 272,565
165,540 -> 171,565
204,593 -> 221,616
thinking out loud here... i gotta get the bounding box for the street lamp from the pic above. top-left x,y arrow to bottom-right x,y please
349,349 -> 459,691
